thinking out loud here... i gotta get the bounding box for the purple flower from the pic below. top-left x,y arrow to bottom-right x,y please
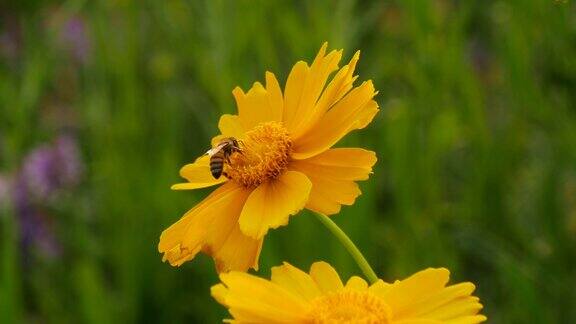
21,134 -> 83,201
57,16 -> 91,64
12,134 -> 82,261
14,177 -> 61,260
22,144 -> 56,201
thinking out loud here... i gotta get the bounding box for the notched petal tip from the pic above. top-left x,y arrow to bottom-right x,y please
248,81 -> 266,94
232,86 -> 245,98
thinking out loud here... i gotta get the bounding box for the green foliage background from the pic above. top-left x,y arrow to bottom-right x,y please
1,0 -> 576,323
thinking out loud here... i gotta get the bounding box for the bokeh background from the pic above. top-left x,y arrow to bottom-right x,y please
1,0 -> 575,322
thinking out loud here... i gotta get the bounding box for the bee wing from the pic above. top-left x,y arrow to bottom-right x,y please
206,142 -> 227,156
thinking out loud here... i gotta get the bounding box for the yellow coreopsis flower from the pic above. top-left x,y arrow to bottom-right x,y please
212,261 -> 487,324
158,43 -> 379,272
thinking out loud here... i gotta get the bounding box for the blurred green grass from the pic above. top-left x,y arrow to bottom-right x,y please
1,0 -> 576,323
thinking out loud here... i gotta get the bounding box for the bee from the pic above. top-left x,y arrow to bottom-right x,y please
206,137 -> 242,179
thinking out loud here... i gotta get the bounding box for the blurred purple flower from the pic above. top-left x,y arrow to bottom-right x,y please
57,16 -> 91,64
22,134 -> 83,201
13,134 -> 83,260
14,177 -> 61,259
22,144 -> 55,201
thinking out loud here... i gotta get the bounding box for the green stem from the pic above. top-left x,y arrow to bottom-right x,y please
312,211 -> 378,284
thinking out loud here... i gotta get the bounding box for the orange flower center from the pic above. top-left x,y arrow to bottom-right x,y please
225,121 -> 292,187
308,290 -> 391,324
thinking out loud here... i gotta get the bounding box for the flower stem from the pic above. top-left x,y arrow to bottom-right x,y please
312,211 -> 378,284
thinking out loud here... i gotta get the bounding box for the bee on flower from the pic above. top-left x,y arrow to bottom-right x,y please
158,43 -> 379,272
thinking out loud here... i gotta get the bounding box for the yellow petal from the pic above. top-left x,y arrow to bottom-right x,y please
211,283 -> 229,306
445,315 -> 487,324
289,148 -> 376,215
292,81 -> 379,160
210,226 -> 263,273
395,283 -> 478,319
265,72 -> 284,121
203,187 -> 263,272
310,261 -> 344,293
303,176 -> 360,215
158,182 -> 243,266
368,279 -> 392,297
316,51 -> 360,112
216,272 -> 310,323
210,114 -> 248,147
283,43 -> 343,135
232,78 -> 283,129
159,182 -> 262,272
292,148 -> 377,181
239,171 -> 312,239
270,262 -> 321,301
345,276 -> 369,291
171,155 -> 227,190
291,51 -> 360,140
423,296 -> 484,321
381,268 -> 450,312
219,114 -> 247,139
282,60 -> 309,129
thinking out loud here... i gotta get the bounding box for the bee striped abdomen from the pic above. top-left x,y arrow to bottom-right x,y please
210,153 -> 224,179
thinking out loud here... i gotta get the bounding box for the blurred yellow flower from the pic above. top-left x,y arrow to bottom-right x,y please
158,43 -> 379,272
211,261 -> 487,324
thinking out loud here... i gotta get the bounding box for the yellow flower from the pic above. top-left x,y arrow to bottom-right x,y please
158,43 -> 379,272
211,261 -> 487,324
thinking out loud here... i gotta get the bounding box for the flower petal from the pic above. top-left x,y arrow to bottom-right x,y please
291,51 -> 360,140
239,171 -> 312,239
159,182 -> 261,272
209,223 -> 264,273
345,276 -> 369,291
292,148 -> 377,181
271,262 -> 321,301
380,268 -> 451,312
214,271 -> 310,323
368,279 -> 392,296
265,71 -> 284,121
211,283 -> 229,306
423,296 -> 484,321
394,283 -> 478,319
219,114 -> 247,138
291,81 -> 379,160
444,315 -> 487,324
158,182 -> 242,266
283,43 -> 343,135
171,155 -> 227,190
232,76 -> 283,129
310,261 -> 344,294
289,148 -> 376,215
203,188 -> 262,272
